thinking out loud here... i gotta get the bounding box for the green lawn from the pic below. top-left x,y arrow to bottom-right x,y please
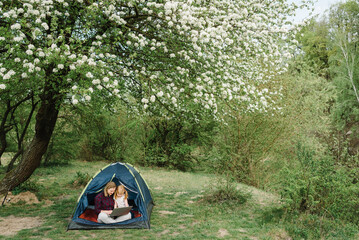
0,160 -> 358,239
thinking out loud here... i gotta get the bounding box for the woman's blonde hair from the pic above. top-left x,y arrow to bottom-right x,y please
114,185 -> 128,200
103,181 -> 116,197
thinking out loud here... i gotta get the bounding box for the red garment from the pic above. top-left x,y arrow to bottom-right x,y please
94,192 -> 115,214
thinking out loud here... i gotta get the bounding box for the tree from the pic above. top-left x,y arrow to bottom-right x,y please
329,0 -> 359,105
317,0 -> 359,159
0,0 -> 310,193
297,18 -> 331,79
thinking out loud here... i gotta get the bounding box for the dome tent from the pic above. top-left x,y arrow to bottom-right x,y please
67,162 -> 154,230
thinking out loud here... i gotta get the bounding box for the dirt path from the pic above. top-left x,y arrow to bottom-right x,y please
0,216 -> 43,236
0,191 -> 53,236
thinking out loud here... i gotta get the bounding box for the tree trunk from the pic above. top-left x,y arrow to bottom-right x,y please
0,88 -> 62,194
6,98 -> 38,173
0,95 -> 33,162
0,101 -> 12,164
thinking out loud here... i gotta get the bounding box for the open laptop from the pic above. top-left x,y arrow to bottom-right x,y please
109,206 -> 132,218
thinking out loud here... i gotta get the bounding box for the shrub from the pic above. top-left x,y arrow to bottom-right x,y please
142,118 -> 215,171
75,108 -> 142,163
203,177 -> 251,205
201,111 -> 293,187
283,213 -> 359,240
279,142 -> 359,224
71,171 -> 91,187
43,110 -> 82,166
12,179 -> 40,195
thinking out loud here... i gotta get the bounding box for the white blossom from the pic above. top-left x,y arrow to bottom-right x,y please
41,22 -> 49,30
0,0 -> 308,118
92,79 -> 100,85
10,23 -> 21,30
72,98 -> 79,104
14,36 -> 23,42
86,72 -> 94,78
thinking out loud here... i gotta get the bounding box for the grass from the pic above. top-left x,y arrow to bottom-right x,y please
0,160 -> 358,239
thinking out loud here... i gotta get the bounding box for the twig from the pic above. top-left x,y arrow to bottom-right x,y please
1,190 -> 9,207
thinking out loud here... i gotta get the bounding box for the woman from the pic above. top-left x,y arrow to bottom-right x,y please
95,181 -> 130,224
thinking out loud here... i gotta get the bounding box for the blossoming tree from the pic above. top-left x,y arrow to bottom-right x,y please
0,0 -> 310,193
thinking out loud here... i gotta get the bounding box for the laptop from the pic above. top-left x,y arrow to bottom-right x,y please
109,206 -> 132,217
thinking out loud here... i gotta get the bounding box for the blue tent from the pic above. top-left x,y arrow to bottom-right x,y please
67,162 -> 154,230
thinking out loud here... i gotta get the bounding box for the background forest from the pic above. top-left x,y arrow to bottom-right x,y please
1,0 -> 359,239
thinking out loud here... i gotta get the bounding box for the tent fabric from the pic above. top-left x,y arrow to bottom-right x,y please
67,162 -> 154,230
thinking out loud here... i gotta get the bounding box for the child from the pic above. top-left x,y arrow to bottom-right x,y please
113,185 -> 132,221
114,185 -> 129,208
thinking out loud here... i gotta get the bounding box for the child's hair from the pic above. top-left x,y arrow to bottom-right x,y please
115,185 -> 128,200
103,181 -> 116,197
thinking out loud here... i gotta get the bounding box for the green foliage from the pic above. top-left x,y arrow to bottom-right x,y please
297,18 -> 331,78
12,179 -> 40,195
279,143 -> 359,224
75,106 -> 142,163
70,171 -> 91,187
329,41 -> 359,130
203,177 -> 251,205
78,113 -> 122,161
201,59 -> 335,188
43,111 -> 81,166
327,1 -> 359,158
202,111 -> 290,187
142,117 -> 215,171
283,214 -> 358,240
